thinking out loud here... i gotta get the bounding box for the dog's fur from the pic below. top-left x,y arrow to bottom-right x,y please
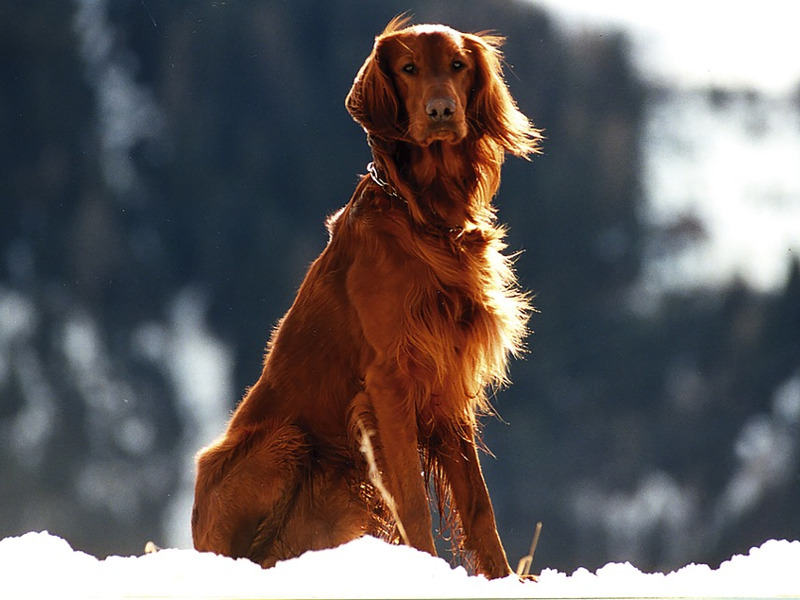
192,17 -> 540,579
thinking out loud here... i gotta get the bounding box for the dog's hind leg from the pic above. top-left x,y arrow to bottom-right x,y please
191,421 -> 308,563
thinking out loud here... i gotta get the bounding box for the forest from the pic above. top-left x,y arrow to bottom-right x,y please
1,0 -> 799,573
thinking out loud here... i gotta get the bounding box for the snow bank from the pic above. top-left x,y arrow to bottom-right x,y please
1,532 -> 798,599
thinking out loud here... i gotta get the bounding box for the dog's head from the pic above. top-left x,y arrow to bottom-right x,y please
346,16 -> 540,157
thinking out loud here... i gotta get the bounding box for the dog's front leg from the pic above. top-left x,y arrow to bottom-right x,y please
360,365 -> 437,556
437,422 -> 513,579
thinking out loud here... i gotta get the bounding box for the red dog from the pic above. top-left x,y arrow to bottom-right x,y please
192,17 -> 540,579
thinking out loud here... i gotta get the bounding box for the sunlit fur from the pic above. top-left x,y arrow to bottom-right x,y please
192,17 -> 540,580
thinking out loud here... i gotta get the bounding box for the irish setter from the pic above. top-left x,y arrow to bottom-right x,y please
192,17 -> 540,579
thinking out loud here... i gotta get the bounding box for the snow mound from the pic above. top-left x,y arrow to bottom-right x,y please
1,531 -> 799,599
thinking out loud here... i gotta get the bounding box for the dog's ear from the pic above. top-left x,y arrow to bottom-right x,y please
345,36 -> 402,140
465,34 -> 541,158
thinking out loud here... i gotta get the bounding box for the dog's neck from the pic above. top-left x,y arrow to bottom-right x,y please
368,136 -> 504,231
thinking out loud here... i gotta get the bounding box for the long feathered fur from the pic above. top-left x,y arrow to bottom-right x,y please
192,17 -> 540,580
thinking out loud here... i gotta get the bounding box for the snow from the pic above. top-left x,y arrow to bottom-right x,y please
533,0 -> 800,93
1,532 -> 799,600
640,92 -> 800,293
534,1 -> 800,295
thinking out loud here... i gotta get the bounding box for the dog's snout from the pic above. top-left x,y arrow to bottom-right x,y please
425,97 -> 456,122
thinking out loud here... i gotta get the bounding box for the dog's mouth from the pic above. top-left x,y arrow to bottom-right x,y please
418,124 -> 466,146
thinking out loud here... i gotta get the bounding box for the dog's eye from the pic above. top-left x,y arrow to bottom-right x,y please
452,60 -> 464,71
402,63 -> 417,74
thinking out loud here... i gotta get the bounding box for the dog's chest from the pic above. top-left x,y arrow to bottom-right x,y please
344,199 -> 515,397
400,229 -> 503,378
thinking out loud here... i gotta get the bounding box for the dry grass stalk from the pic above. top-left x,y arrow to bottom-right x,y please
515,521 -> 543,578
358,422 -> 409,546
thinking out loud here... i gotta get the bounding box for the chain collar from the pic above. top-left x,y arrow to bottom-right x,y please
365,161 -> 465,242
367,161 -> 404,203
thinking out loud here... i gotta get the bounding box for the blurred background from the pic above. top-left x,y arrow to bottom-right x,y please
1,0 -> 799,573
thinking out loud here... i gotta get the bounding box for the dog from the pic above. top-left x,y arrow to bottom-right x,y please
192,16 -> 540,579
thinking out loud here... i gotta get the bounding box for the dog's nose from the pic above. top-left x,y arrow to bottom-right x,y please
426,97 -> 456,122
